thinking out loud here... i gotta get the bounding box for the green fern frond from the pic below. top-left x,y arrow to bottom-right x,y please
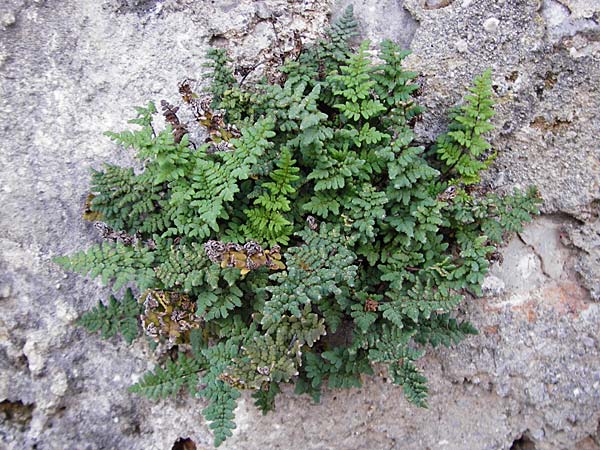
129,354 -> 203,400
435,69 -> 495,185
77,288 -> 141,344
54,243 -> 156,291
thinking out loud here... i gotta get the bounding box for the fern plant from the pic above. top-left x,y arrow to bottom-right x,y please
56,6 -> 541,447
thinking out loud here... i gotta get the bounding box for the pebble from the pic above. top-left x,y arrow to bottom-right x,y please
531,428 -> 545,440
50,370 -> 69,397
481,275 -> 506,297
23,338 -> 46,375
455,39 -> 468,53
1,12 -> 16,27
582,336 -> 595,348
462,0 -> 473,6
425,0 -> 450,8
255,2 -> 272,19
483,17 -> 500,33
0,283 -> 11,299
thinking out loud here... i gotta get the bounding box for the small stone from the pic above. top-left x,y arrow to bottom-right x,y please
255,2 -> 272,19
483,17 -> 500,34
23,338 -> 47,375
531,428 -> 545,440
481,275 -> 506,297
50,370 -> 69,397
462,0 -> 473,6
56,299 -> 77,323
455,39 -> 468,53
582,337 -> 595,348
1,12 -> 16,27
425,0 -> 450,8
0,283 -> 11,299
496,382 -> 510,397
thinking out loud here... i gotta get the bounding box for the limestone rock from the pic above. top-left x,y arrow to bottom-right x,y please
1,0 -> 599,449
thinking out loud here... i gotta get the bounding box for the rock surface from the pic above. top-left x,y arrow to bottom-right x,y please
1,0 -> 599,449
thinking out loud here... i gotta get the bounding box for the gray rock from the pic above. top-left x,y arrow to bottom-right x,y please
455,38 -> 469,53
1,0 -> 599,449
481,275 -> 506,297
1,12 -> 16,27
334,0 -> 419,50
483,17 -> 500,33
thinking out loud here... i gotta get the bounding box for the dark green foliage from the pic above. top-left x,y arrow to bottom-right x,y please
198,340 -> 242,447
435,69 -> 496,185
55,243 -> 156,291
393,359 -> 429,408
414,313 -> 478,348
262,225 -> 358,328
76,289 -> 141,344
204,48 -> 237,110
57,8 -> 542,447
242,147 -> 300,245
128,354 -> 203,399
252,382 -> 281,414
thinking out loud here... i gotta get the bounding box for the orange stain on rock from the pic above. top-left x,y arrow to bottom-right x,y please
510,299 -> 537,323
483,281 -> 592,323
542,281 -> 591,317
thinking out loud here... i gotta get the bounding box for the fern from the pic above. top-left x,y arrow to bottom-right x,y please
252,382 -> 281,414
77,288 -> 141,344
435,69 -> 495,185
55,243 -> 156,290
262,225 -> 358,326
242,147 -> 301,245
204,48 -> 237,110
198,340 -> 243,447
57,7 -> 542,446
414,313 -> 478,348
129,354 -> 203,399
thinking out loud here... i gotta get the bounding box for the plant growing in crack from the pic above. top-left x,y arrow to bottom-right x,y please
55,6 -> 541,447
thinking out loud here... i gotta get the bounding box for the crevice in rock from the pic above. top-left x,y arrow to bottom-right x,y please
517,232 -> 551,279
529,115 -> 572,133
107,0 -> 163,15
0,400 -> 35,432
510,431 -> 536,450
208,34 -> 228,48
423,0 -> 455,9
172,437 -> 197,450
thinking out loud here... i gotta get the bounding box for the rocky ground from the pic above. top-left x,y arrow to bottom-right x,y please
0,0 -> 599,449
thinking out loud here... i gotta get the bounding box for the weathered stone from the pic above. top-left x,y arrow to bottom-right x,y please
1,0 -> 599,449
1,12 -> 16,27
483,17 -> 500,33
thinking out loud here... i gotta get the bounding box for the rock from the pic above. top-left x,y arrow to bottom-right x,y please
481,275 -> 506,297
0,283 -> 11,299
1,12 -> 16,27
424,0 -> 453,9
455,38 -> 468,52
483,17 -> 500,33
1,0 -> 599,449
519,216 -> 570,280
254,1 -> 272,19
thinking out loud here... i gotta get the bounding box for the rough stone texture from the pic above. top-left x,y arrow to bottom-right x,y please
1,0 -> 599,450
